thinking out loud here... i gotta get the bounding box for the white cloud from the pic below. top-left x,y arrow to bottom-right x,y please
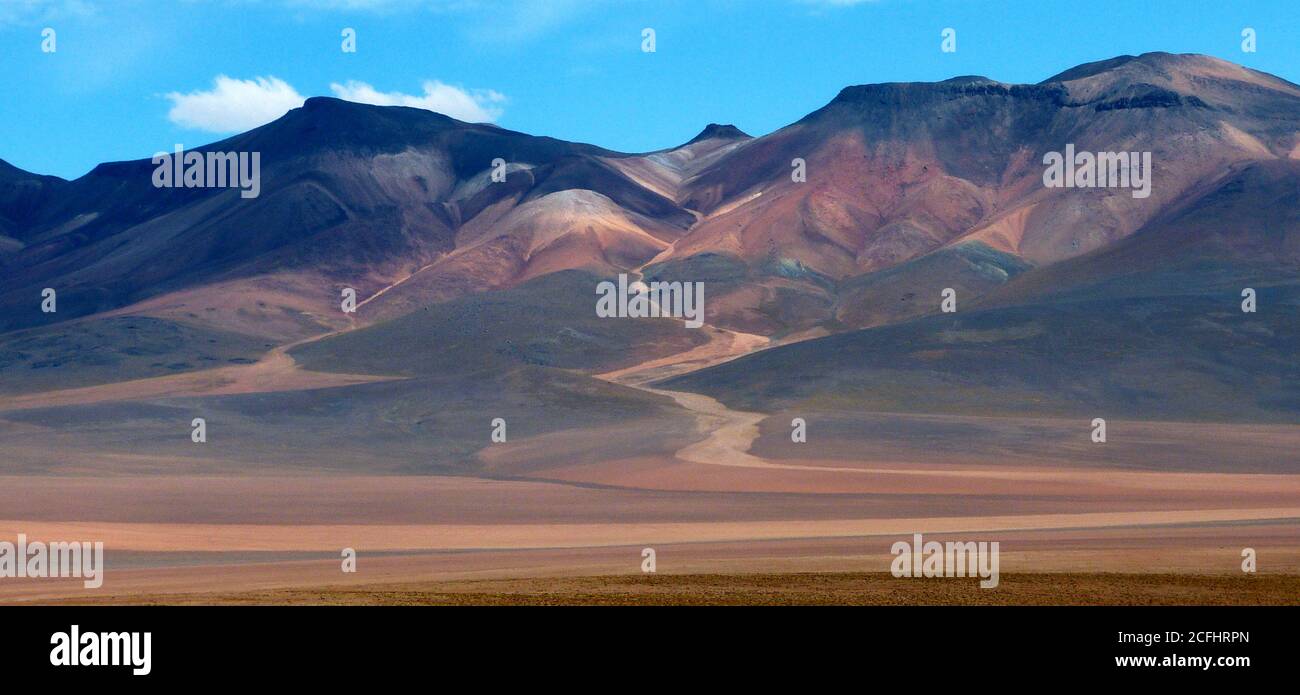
329,80 -> 506,122
164,74 -> 506,133
165,75 -> 306,133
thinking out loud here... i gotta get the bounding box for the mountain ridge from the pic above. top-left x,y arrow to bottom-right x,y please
1,52 -> 1295,348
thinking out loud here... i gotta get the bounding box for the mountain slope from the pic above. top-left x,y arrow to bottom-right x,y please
638,53 -> 1299,333
660,158 -> 1300,422
1,52 -> 1296,364
0,159 -> 65,246
0,98 -> 689,335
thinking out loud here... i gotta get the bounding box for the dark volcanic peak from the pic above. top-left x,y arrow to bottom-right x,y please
233,96 -> 623,174
75,96 -> 472,179
685,123 -> 751,145
71,96 -> 622,185
228,96 -> 472,153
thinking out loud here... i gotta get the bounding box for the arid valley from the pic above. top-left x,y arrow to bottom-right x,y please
2,51 -> 1298,605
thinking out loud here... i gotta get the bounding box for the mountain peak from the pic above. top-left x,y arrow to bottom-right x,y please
290,95 -> 458,124
805,52 -> 1298,126
1041,52 -> 1230,83
1040,52 -> 1299,92
302,95 -> 348,109
940,75 -> 998,85
685,123 -> 750,145
1037,51 -> 1300,107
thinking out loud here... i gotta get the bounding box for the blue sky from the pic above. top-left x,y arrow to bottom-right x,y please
1,0 -> 1296,179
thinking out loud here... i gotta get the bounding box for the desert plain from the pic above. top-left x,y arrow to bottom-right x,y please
2,52 -> 1299,605
1,319 -> 1296,605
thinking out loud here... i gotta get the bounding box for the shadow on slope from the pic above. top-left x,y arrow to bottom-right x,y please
291,270 -> 709,377
0,364 -> 694,475
660,290 -> 1300,423
0,316 -> 271,395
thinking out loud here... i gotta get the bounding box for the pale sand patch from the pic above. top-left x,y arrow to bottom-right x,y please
3,508 -> 1299,553
960,203 -> 1038,255
0,276 -> 430,412
592,298 -> 776,469
0,343 -> 397,412
1217,122 -> 1274,157
594,321 -> 768,386
605,369 -> 1299,486
643,388 -> 771,468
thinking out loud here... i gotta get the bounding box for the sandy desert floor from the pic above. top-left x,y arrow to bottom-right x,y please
46,572 -> 1300,606
1,469 -> 1296,603
1,307 -> 1297,605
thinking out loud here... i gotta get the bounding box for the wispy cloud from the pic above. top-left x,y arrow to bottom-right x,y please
796,0 -> 879,5
279,0 -> 437,10
0,0 -> 96,25
165,76 -> 306,133
461,0 -> 587,44
330,80 -> 506,122
276,0 -> 591,43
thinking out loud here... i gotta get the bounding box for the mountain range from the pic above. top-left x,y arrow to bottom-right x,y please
1,51 -> 1297,443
